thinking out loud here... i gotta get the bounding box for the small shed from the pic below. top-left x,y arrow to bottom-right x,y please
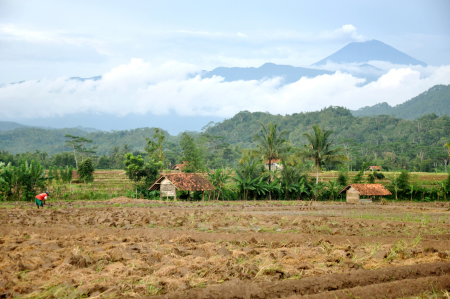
148,173 -> 215,200
339,184 -> 392,203
265,159 -> 283,171
366,166 -> 381,171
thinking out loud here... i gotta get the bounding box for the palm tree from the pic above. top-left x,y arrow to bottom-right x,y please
252,122 -> 290,200
297,124 -> 348,184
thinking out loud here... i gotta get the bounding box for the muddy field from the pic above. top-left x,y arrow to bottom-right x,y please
1,199 -> 450,298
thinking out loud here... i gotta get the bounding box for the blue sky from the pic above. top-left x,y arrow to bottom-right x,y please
1,0 -> 449,81
1,0 -> 450,131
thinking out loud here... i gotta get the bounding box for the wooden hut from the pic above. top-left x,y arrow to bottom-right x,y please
265,159 -> 283,171
148,173 -> 215,200
366,166 -> 381,171
339,184 -> 391,203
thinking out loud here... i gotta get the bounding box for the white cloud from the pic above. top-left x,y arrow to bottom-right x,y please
0,23 -> 110,55
165,25 -> 364,44
1,59 -> 449,120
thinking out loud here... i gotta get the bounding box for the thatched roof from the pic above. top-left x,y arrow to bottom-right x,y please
339,184 -> 392,196
366,166 -> 381,171
148,173 -> 215,191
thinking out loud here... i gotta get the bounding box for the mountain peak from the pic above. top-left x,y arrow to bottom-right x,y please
313,40 -> 427,67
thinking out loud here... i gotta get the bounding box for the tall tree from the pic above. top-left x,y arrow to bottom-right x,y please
180,133 -> 205,173
252,122 -> 290,200
64,135 -> 96,169
297,124 -> 348,184
124,153 -> 146,198
145,128 -> 166,164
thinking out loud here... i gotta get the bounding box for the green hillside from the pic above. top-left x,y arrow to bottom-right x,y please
0,121 -> 28,132
0,127 -> 180,155
205,107 -> 450,148
2,106 -> 450,172
352,84 -> 450,119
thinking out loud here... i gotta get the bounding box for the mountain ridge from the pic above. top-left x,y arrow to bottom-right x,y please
351,84 -> 450,119
201,62 -> 334,84
312,39 -> 427,66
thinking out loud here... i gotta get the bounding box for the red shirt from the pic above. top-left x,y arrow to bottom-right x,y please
36,193 -> 48,201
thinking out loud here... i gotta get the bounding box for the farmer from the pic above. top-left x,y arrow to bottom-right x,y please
35,191 -> 49,209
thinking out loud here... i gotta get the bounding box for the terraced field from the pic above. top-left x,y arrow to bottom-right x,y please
1,199 -> 450,298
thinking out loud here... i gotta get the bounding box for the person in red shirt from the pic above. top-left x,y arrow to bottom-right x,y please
35,192 -> 49,209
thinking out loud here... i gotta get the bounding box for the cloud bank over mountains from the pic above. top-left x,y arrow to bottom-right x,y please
1,58 -> 450,122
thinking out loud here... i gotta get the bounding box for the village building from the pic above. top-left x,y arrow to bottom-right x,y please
366,166 -> 382,171
148,173 -> 215,200
339,183 -> 392,203
265,159 -> 283,171
171,163 -> 186,171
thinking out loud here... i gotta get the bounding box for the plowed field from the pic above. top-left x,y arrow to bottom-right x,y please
1,199 -> 450,298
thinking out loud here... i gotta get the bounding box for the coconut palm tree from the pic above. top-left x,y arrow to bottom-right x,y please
252,122 -> 290,200
297,124 -> 348,184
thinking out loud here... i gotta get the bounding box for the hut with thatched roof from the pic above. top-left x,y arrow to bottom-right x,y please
339,184 -> 392,203
366,166 -> 381,171
148,173 -> 215,200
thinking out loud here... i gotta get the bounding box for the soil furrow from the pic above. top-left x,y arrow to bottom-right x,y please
148,261 -> 450,299
294,275 -> 450,298
3,226 -> 450,251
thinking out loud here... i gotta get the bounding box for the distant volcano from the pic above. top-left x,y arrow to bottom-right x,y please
312,40 -> 427,66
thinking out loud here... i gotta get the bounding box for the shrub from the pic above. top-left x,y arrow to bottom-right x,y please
77,159 -> 95,183
337,168 -> 348,186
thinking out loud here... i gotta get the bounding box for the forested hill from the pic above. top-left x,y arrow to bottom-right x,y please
205,107 -> 450,148
2,107 -> 450,172
0,127 -> 179,155
0,121 -> 28,132
352,84 -> 450,119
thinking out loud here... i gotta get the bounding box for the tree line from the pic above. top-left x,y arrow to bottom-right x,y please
2,107 -> 450,173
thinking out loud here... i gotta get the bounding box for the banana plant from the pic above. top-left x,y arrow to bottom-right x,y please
325,179 -> 340,201
207,167 -> 232,201
310,183 -> 325,206
296,177 -> 310,200
409,183 -> 418,201
233,158 -> 265,200
437,181 -> 448,201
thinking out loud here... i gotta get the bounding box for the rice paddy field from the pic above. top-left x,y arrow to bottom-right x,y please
0,170 -> 450,298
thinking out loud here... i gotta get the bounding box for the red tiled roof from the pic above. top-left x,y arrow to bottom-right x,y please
171,164 -> 186,170
148,173 -> 215,191
339,184 -> 392,196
